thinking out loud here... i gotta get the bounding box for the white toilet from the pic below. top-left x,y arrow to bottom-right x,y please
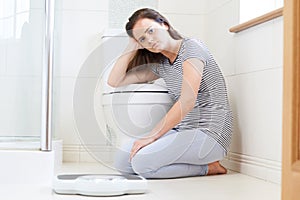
96,30 -> 173,147
101,79 -> 173,146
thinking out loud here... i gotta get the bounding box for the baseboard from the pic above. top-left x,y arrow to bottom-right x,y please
63,144 -> 115,164
221,151 -> 281,184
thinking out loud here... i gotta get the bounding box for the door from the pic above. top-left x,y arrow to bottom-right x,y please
282,0 -> 300,199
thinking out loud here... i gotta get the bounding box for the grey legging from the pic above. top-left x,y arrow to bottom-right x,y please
113,129 -> 226,179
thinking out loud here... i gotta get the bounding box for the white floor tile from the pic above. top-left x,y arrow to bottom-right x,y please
0,163 -> 280,200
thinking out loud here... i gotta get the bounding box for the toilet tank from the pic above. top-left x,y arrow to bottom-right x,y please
99,29 -> 129,85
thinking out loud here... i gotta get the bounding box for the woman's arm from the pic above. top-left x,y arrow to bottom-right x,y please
107,38 -> 159,87
130,58 -> 204,159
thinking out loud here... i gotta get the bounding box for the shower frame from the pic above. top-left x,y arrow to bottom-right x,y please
41,0 -> 55,151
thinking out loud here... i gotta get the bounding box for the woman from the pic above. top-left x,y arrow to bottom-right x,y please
108,8 -> 233,179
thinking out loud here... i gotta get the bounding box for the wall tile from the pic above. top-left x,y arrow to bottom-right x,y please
63,145 -> 80,162
272,17 -> 283,68
53,77 -> 108,146
205,0 -> 239,76
206,0 -> 233,13
163,13 -> 206,39
239,0 -> 276,23
108,0 -> 158,29
72,77 -> 107,146
54,10 -> 108,77
61,0 -> 109,11
227,68 -> 282,162
235,20 -> 274,74
158,0 -> 207,14
53,77 -> 81,145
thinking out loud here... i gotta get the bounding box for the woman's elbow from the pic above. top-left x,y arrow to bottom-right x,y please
181,97 -> 196,112
187,99 -> 196,110
107,79 -> 118,87
107,75 -> 123,87
107,74 -> 126,87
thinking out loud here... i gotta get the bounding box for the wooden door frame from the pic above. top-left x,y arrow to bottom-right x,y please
282,0 -> 300,199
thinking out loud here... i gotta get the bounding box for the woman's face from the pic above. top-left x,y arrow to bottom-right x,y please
132,18 -> 169,53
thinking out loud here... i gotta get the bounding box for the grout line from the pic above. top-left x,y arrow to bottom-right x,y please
225,66 -> 282,78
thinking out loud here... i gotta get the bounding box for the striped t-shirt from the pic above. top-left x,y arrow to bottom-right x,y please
151,38 -> 233,152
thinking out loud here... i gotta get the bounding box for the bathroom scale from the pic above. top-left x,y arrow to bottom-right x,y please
53,174 -> 147,196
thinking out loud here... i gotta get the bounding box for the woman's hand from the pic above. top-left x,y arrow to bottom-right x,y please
130,137 -> 155,160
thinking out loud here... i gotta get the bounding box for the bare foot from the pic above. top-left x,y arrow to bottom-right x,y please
207,161 -> 227,175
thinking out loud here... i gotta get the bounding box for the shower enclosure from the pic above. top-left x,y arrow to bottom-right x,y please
0,0 -> 60,184
0,0 -> 53,151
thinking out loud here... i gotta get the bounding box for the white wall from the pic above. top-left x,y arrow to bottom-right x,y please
53,0 -> 109,163
158,0 -> 207,39
204,0 -> 283,184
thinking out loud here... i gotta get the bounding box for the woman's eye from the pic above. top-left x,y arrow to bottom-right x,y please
139,37 -> 145,43
148,28 -> 154,34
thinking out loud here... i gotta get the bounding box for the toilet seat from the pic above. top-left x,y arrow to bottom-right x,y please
102,83 -> 171,105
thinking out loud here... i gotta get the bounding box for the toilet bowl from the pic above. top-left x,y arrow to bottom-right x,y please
101,79 -> 173,146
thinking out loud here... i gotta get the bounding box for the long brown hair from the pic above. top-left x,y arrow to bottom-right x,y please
125,8 -> 183,71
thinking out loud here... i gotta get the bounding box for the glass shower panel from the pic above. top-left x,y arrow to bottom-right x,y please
0,0 -> 45,140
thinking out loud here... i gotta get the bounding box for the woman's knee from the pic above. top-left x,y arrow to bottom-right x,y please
131,153 -> 153,176
113,150 -> 134,175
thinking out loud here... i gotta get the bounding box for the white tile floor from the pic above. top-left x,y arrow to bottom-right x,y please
0,163 -> 280,200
